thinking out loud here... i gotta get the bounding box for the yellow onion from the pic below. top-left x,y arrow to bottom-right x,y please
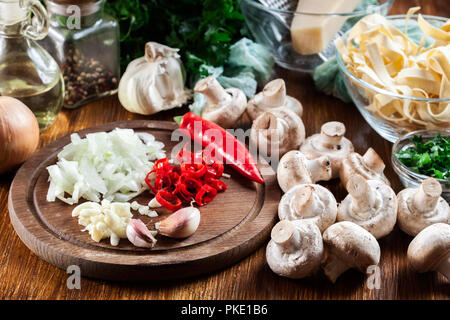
0,96 -> 40,174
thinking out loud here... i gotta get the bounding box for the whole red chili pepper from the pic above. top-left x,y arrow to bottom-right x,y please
179,113 -> 264,184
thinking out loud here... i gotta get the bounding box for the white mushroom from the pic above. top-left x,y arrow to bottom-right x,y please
246,79 -> 303,121
277,151 -> 332,193
250,108 -> 305,158
278,184 -> 337,233
195,76 -> 247,128
300,121 -> 354,179
407,223 -> 450,280
397,178 -> 450,236
338,175 -> 397,239
266,220 -> 324,279
322,221 -> 381,283
339,148 -> 390,187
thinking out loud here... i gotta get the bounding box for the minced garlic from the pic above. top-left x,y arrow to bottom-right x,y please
72,199 -> 132,246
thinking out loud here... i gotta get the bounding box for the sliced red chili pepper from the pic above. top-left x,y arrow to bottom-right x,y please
193,150 -> 206,164
153,158 -> 171,172
206,162 -> 224,178
180,162 -> 207,179
147,152 -> 227,209
145,171 -> 160,194
156,190 -> 182,211
213,162 -> 224,177
166,170 -> 180,185
205,178 -> 227,192
176,174 -> 202,199
195,184 -> 218,206
178,184 -> 201,201
176,149 -> 194,164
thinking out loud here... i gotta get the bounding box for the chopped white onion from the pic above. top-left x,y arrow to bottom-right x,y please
46,128 -> 165,205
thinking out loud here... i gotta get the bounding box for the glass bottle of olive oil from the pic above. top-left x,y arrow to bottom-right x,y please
0,0 -> 64,131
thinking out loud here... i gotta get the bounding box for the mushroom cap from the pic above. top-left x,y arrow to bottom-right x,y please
339,150 -> 390,187
407,223 -> 450,273
284,96 -> 303,118
300,122 -> 354,179
278,184 -> 337,233
397,184 -> 450,237
323,221 -> 381,272
250,108 -> 305,158
277,150 -> 332,193
338,179 -> 398,239
246,79 -> 303,121
201,87 -> 247,128
266,219 -> 324,279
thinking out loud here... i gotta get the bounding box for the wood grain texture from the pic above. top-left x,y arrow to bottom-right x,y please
0,0 -> 449,299
8,121 -> 280,281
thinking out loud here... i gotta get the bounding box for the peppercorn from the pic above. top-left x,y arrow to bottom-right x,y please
60,44 -> 119,107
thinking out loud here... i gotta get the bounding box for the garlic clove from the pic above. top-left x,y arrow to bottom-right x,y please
158,207 -> 201,239
126,219 -> 157,248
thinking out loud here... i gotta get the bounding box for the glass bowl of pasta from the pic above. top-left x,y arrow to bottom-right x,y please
336,12 -> 450,143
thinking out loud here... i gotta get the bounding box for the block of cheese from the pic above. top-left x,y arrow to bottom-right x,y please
290,0 -> 361,55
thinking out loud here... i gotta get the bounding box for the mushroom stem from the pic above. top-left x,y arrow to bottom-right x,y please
320,122 -> 345,149
412,178 -> 442,214
347,175 -> 376,217
322,252 -> 350,283
362,148 -> 385,174
292,185 -> 323,219
258,79 -> 286,109
436,256 -> 450,280
271,220 -> 301,253
305,156 -> 332,182
194,77 -> 230,105
256,112 -> 278,129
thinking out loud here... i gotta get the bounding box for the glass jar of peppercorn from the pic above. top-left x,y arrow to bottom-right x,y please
39,0 -> 119,108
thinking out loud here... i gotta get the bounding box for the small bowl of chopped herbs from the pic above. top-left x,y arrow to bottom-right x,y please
392,130 -> 450,201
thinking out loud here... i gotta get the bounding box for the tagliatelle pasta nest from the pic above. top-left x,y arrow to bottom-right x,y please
336,7 -> 450,128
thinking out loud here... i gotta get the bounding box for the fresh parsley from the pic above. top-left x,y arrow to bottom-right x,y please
104,0 -> 250,84
395,133 -> 450,180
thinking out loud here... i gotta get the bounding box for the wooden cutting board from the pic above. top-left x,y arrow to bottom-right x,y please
8,120 -> 281,281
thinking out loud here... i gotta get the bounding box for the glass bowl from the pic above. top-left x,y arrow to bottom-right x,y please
337,14 -> 450,143
239,0 -> 394,73
391,129 -> 450,202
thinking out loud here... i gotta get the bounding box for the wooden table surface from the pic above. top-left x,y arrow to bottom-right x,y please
1,0 -> 449,300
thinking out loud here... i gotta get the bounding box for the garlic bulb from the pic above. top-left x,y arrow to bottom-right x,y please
118,42 -> 191,115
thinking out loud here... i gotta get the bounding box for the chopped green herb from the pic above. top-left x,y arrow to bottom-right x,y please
395,133 -> 450,180
104,0 -> 250,84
